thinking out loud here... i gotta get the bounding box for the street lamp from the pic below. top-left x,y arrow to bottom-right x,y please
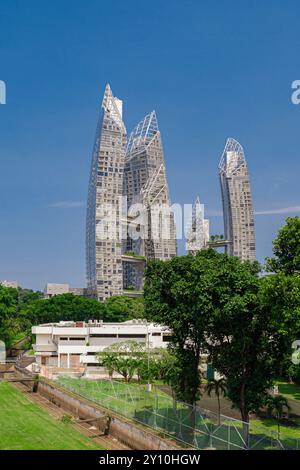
144,320 -> 151,392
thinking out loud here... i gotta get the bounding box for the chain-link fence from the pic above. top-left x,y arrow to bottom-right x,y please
56,377 -> 300,450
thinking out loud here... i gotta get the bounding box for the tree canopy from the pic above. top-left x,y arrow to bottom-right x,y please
144,248 -> 300,427
0,288 -> 144,349
266,216 -> 300,274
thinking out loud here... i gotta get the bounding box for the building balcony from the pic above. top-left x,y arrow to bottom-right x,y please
33,344 -> 57,352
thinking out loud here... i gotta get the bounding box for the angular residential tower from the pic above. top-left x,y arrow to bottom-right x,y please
123,111 -> 177,289
219,138 -> 256,261
186,196 -> 210,255
86,84 -> 126,300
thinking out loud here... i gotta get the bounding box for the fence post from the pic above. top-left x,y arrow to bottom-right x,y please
228,423 -> 230,450
153,394 -> 158,428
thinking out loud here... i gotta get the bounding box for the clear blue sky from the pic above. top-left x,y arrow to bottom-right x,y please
1,0 -> 300,290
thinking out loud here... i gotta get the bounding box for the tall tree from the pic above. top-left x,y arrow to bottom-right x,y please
265,217 -> 300,381
206,378 -> 227,425
208,270 -> 300,446
0,285 -> 18,345
144,249 -> 299,445
265,395 -> 290,438
144,253 -> 212,405
266,216 -> 300,274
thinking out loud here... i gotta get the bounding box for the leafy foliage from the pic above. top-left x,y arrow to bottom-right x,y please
144,248 -> 300,427
266,216 -> 300,274
98,341 -> 176,383
206,378 -> 227,424
144,252 -> 216,403
0,287 -> 144,349
264,394 -> 291,437
103,295 -> 144,322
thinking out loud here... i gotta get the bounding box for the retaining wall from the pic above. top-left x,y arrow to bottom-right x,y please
37,379 -> 182,450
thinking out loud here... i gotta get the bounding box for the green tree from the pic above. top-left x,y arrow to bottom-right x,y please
22,293 -> 106,326
266,216 -> 300,274
209,269 -> 300,445
103,295 -> 144,322
97,340 -> 145,382
144,249 -> 300,446
265,217 -> 300,381
205,378 -> 227,425
264,395 -> 291,438
99,351 -> 117,379
144,253 -> 213,406
0,285 -> 18,345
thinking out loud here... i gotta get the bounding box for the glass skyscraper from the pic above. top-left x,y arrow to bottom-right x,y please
219,137 -> 256,261
186,196 -> 210,255
123,111 -> 177,289
86,84 -> 126,300
86,87 -> 176,298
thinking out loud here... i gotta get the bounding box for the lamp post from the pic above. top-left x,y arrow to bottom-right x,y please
144,320 -> 151,392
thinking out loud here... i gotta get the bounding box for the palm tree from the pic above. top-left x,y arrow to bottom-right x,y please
206,378 -> 227,425
98,351 -> 116,380
265,395 -> 291,438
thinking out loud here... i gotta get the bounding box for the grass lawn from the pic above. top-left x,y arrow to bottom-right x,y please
251,417 -> 300,440
275,378 -> 300,401
0,382 -> 103,450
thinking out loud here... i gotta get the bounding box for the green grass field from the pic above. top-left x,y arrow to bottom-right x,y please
275,378 -> 300,401
0,382 -> 103,450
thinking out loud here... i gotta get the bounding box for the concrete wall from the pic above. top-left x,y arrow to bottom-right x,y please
37,379 -> 181,450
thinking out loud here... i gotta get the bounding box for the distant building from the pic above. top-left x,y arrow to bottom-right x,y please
186,197 -> 210,254
0,280 -> 18,289
219,138 -> 256,261
32,320 -> 171,373
44,283 -> 87,299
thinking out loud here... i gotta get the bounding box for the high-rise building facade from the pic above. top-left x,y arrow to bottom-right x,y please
186,197 -> 210,255
86,84 -> 126,300
219,138 -> 256,261
123,111 -> 177,288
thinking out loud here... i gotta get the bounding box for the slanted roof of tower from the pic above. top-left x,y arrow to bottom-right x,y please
141,163 -> 168,207
126,110 -> 159,159
101,83 -> 125,131
191,196 -> 205,227
219,137 -> 247,175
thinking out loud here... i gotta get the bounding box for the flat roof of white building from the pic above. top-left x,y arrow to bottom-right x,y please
32,319 -> 170,334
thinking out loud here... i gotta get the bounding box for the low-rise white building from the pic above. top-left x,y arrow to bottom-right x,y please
32,320 -> 171,372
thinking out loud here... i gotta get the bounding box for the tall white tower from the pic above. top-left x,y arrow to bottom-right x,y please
219,138 -> 256,261
86,84 -> 126,300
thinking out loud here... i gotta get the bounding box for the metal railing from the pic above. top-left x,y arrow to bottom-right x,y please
56,377 -> 300,450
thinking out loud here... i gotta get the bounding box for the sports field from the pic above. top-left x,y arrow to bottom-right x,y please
0,381 -> 103,450
57,376 -> 300,450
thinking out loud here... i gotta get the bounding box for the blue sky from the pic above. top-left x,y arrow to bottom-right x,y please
1,0 -> 300,290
